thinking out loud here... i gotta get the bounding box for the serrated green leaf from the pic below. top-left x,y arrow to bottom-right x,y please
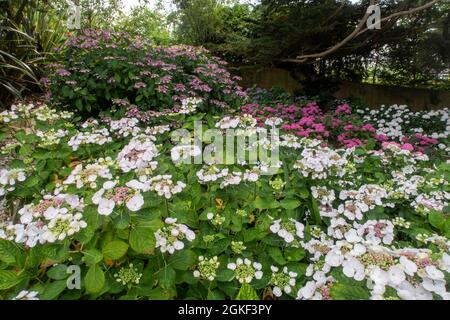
0,239 -> 20,265
47,264 -> 69,280
216,269 -> 234,282
280,199 -> 301,210
0,270 -> 24,290
83,249 -> 103,266
330,283 -> 370,300
236,283 -> 259,300
158,267 -> 176,290
129,220 -> 162,254
267,246 -> 287,265
254,196 -> 279,210
40,280 -> 67,300
85,265 -> 105,293
102,241 -> 128,260
310,197 -> 322,224
428,211 -> 445,231
168,249 -> 196,270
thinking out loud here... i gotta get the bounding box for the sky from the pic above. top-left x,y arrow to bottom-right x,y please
123,0 -> 362,13
123,1 -> 175,13
124,0 -> 265,13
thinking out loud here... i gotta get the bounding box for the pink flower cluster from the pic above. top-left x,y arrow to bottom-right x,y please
241,100 -> 439,153
381,141 -> 415,151
242,101 -> 382,148
400,133 -> 439,154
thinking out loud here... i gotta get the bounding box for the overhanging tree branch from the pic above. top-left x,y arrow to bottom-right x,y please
282,0 -> 441,64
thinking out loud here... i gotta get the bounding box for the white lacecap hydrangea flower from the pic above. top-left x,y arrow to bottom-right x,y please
297,276 -> 334,300
311,186 -> 336,206
117,134 -> 158,173
215,114 -> 258,130
12,290 -> 39,300
155,218 -> 195,254
109,118 -> 141,137
0,194 -> 86,247
220,171 -> 243,189
63,160 -> 113,189
178,97 -> 203,114
294,142 -> 348,179
196,166 -> 228,183
0,168 -> 27,196
68,128 -> 112,151
92,181 -> 144,216
269,265 -> 297,297
269,218 -> 304,244
171,144 -> 202,163
264,117 -> 283,127
114,263 -> 142,286
193,256 -> 220,281
227,258 -> 263,284
36,128 -> 68,146
145,125 -> 171,136
146,175 -> 186,199
280,134 -> 302,149
355,219 -> 395,245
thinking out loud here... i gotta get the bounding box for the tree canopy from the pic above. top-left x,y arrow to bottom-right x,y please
173,0 -> 449,89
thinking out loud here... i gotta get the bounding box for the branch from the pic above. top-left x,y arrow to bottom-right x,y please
324,2 -> 346,24
356,0 -> 441,38
283,0 -> 441,64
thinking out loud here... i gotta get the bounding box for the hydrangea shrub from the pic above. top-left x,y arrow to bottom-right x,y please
0,98 -> 449,300
47,29 -> 246,117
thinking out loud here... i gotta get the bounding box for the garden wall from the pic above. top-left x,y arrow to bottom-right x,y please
335,81 -> 450,111
233,66 -> 450,111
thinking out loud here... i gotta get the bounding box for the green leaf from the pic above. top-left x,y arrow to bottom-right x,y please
168,249 -> 196,270
85,265 -> 105,293
280,199 -> 301,210
14,131 -> 27,142
254,196 -> 279,210
40,280 -> 67,300
285,247 -> 305,262
428,211 -> 445,231
24,175 -> 40,188
129,229 -> 155,254
330,283 -> 370,300
114,213 -> 130,229
19,144 -> 32,156
267,246 -> 287,265
158,267 -> 176,290
129,220 -> 162,254
83,249 -> 103,266
298,186 -> 310,199
242,229 -> 263,242
0,239 -> 20,265
102,241 -> 128,260
47,264 -> 69,280
76,205 -> 104,243
0,270 -> 24,290
208,238 -> 230,256
310,197 -> 322,224
207,289 -> 225,300
216,269 -> 234,282
235,283 -> 259,300
145,287 -> 172,300
445,220 -> 450,238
